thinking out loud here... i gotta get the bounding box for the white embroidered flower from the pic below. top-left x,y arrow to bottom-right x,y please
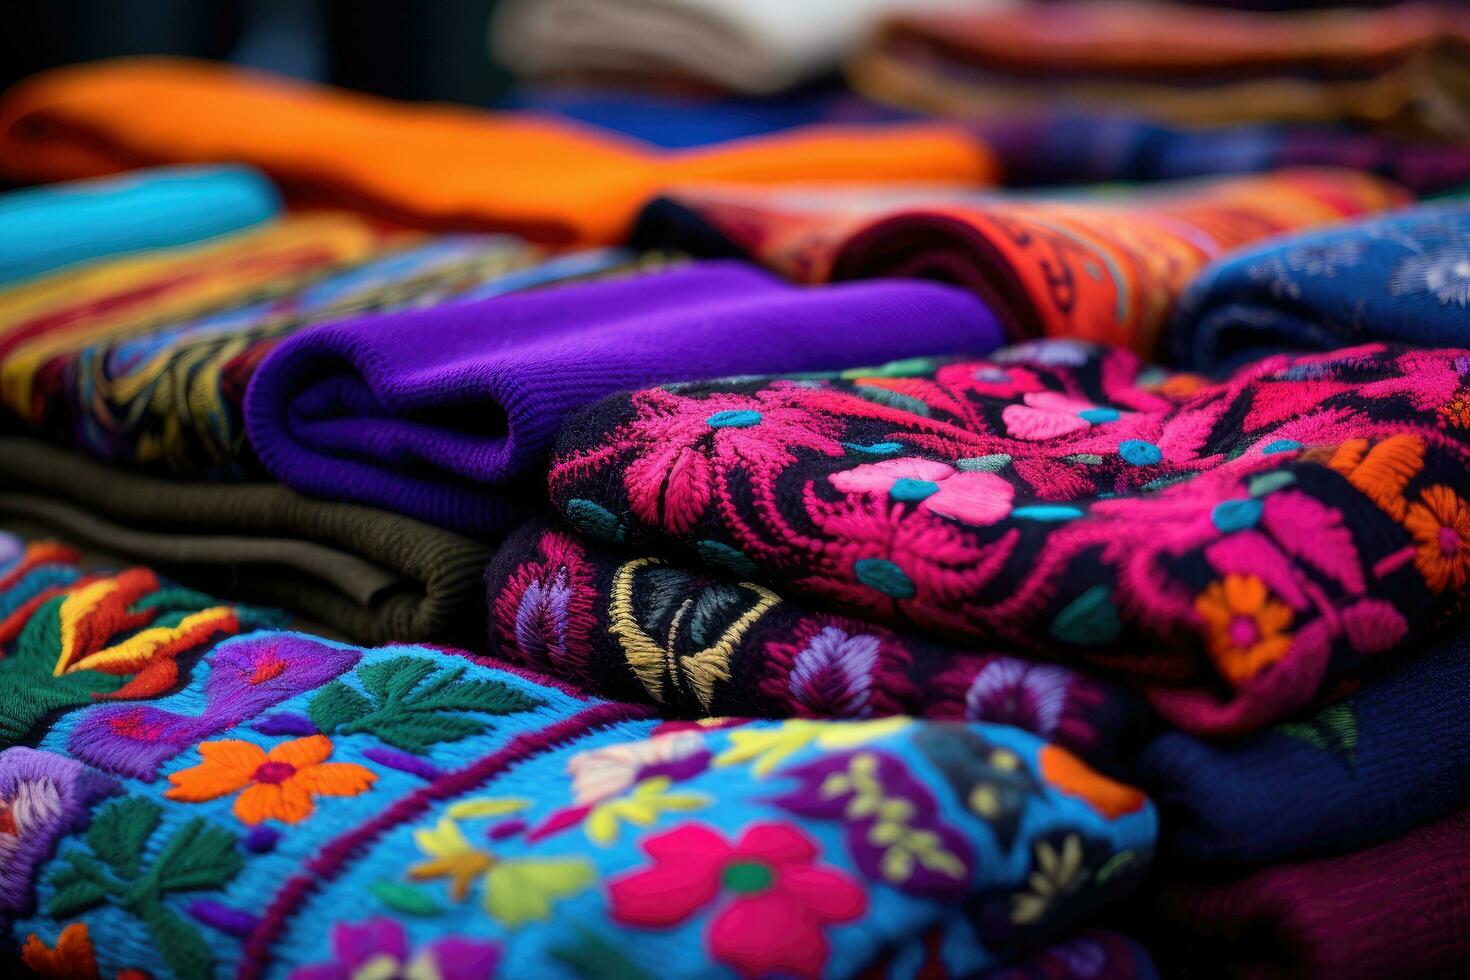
1388,241 -> 1470,307
566,731 -> 704,805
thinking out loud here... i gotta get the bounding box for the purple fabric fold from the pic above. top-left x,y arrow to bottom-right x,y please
245,260 -> 1002,533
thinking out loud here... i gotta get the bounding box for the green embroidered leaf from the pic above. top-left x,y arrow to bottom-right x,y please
151,818 -> 243,894
45,876 -> 110,919
371,879 -> 444,916
309,679 -> 371,735
142,902 -> 217,980
853,383 -> 931,417
564,498 -> 626,543
358,655 -> 438,702
1276,700 -> 1358,765
87,796 -> 160,879
550,927 -> 653,980
332,657 -> 542,753
1048,586 -> 1121,646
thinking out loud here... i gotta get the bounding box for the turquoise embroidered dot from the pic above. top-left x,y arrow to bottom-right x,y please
1211,498 -> 1263,533
854,558 -> 916,598
1118,440 -> 1162,466
890,478 -> 940,502
722,861 -> 774,894
706,409 -> 761,429
1262,439 -> 1303,455
1078,407 -> 1120,424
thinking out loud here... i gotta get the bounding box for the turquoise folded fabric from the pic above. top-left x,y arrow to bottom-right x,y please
0,535 -> 1156,980
0,165 -> 279,286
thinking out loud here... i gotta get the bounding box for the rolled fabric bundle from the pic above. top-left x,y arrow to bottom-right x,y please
975,115 -> 1470,196
493,0 -> 997,96
851,1 -> 1470,138
1173,203 -> 1470,372
14,230 -> 668,479
548,339 -> 1470,736
0,438 -> 499,647
245,261 -> 1003,533
0,58 -> 998,246
0,165 -> 278,286
0,539 -> 1158,979
631,169 -> 1408,354
1137,625 -> 1470,866
0,212 -> 402,428
1159,805 -> 1470,978
485,519 -> 1153,771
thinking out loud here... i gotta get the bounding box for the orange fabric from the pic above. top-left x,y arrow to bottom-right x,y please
1037,744 -> 1148,820
0,58 -> 998,245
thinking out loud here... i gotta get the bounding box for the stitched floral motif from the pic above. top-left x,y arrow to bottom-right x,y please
608,821 -> 867,979
0,551 -> 281,745
487,521 -> 1147,768
165,735 -> 377,825
288,918 -> 501,980
548,341 -> 1470,735
42,796 -> 244,980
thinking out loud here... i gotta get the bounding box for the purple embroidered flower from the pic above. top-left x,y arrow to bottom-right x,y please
514,569 -> 574,667
787,626 -> 881,718
0,748 -> 118,917
289,918 -> 500,980
770,749 -> 973,898
965,659 -> 1073,738
68,634 -> 360,780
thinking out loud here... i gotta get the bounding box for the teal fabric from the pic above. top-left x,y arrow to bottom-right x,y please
0,165 -> 279,286
5,628 -> 1156,980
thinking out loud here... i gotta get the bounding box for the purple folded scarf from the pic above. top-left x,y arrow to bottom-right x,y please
1159,805 -> 1470,978
245,261 -> 1001,533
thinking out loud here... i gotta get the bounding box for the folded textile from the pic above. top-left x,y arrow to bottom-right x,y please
1159,804 -> 1470,978
0,438 -> 499,647
851,1 -> 1470,138
1138,623 -> 1470,867
493,0 -> 994,95
0,58 -> 999,246
0,542 -> 1158,979
977,115 -> 1470,197
549,340 -> 1470,736
1174,203 -> 1470,372
15,230 -> 666,478
0,534 -> 285,746
0,165 -> 278,287
0,212 -> 400,429
246,260 -> 1002,533
982,929 -> 1158,980
506,87 -> 910,148
631,169 -> 1407,353
486,519 -> 1152,770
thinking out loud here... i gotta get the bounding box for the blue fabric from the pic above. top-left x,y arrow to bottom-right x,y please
1136,627 -> 1470,867
0,165 -> 279,286
504,87 -> 908,148
1172,203 -> 1470,371
6,628 -> 1156,979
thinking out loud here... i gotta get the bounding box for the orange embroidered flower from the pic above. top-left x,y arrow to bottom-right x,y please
1037,745 -> 1147,820
1195,574 -> 1294,686
1403,485 -> 1470,594
165,734 -> 375,825
22,923 -> 98,979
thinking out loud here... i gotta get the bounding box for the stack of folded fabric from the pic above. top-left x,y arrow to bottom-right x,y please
3,28 -> 1470,978
851,1 -> 1470,137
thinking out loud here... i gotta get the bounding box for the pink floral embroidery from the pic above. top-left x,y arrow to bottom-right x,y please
609,821 -> 865,979
829,457 -> 1013,526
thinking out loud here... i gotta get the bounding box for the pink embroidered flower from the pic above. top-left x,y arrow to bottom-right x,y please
612,387 -> 848,533
1002,391 -> 1118,441
289,918 -> 499,980
829,457 -> 1013,526
609,822 -> 865,979
491,529 -> 596,676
